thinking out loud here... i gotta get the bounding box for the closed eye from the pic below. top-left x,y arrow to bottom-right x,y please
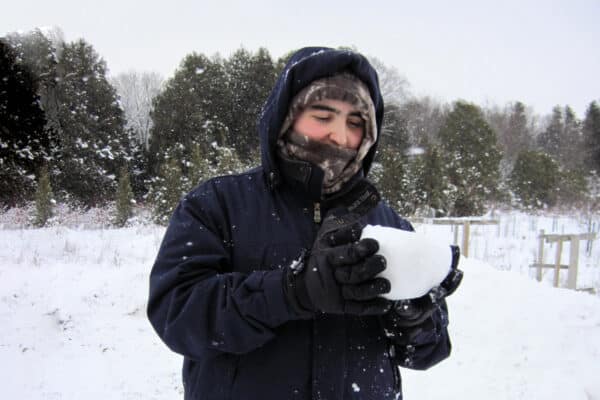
348,118 -> 364,128
313,115 -> 332,122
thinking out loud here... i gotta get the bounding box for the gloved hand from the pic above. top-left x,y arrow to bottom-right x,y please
387,245 -> 463,327
285,210 -> 392,316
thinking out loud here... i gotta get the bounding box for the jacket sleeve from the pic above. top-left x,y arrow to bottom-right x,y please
373,205 -> 452,370
146,183 -> 306,360
382,301 -> 451,370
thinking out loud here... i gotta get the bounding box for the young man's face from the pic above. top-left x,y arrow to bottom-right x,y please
292,99 -> 364,150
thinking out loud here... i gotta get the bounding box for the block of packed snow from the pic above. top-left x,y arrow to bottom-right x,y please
361,224 -> 455,300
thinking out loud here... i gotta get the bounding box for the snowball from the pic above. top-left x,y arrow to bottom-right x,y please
361,225 -> 454,300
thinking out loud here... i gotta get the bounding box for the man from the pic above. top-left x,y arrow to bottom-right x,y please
148,47 -> 458,399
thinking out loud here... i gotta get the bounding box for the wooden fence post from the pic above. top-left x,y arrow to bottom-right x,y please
537,229 -> 545,282
568,237 -> 580,289
553,240 -> 563,287
462,221 -> 471,258
531,232 -> 595,290
453,225 -> 459,247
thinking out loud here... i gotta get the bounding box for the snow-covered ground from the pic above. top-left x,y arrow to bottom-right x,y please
1,211 -> 599,399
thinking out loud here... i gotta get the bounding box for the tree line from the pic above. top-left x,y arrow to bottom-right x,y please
2,28 -> 600,225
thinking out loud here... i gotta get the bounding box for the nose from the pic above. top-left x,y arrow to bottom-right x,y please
328,120 -> 348,148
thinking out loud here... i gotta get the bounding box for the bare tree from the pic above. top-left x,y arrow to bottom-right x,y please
485,101 -> 537,176
111,71 -> 164,149
400,96 -> 448,146
367,56 -> 411,106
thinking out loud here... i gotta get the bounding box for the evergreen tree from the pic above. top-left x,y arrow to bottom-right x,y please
509,151 -> 559,208
53,39 -> 129,205
560,106 -> 583,170
150,156 -> 185,225
412,144 -> 455,216
375,146 -> 411,214
381,103 -> 411,152
5,29 -> 62,155
372,102 -> 414,214
538,106 -> 563,158
438,101 -> 502,216
487,101 -> 534,168
223,47 -> 277,161
34,164 -> 54,226
0,39 -> 49,204
213,143 -> 247,176
123,127 -> 149,199
114,166 -> 134,227
583,101 -> 600,173
557,167 -> 588,206
187,142 -> 213,189
148,52 -> 228,177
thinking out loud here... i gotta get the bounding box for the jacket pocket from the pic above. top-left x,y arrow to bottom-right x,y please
188,354 -> 239,400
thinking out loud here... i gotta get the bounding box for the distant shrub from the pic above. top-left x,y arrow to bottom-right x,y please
114,167 -> 135,227
34,165 -> 54,226
510,151 -> 559,208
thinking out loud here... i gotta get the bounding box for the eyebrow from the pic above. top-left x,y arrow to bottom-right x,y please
308,104 -> 362,118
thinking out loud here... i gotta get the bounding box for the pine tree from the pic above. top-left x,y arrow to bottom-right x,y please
150,156 -> 185,225
381,103 -> 411,152
583,101 -> 600,173
34,165 -> 54,226
213,143 -> 247,176
509,151 -> 559,208
148,52 -> 228,177
557,168 -> 588,206
114,166 -> 134,227
538,106 -> 563,158
223,47 -> 277,161
493,102 -> 533,164
53,39 -> 129,206
560,106 -> 583,170
375,146 -> 411,214
438,101 -> 502,216
187,142 -> 213,189
368,101 -> 416,214
412,144 -> 455,217
5,28 -> 62,136
0,39 -> 49,204
122,127 -> 149,199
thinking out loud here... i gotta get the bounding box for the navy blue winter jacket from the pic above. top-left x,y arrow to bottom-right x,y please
147,47 -> 451,400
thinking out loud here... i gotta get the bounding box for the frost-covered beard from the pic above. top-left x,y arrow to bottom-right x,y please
277,130 -> 358,194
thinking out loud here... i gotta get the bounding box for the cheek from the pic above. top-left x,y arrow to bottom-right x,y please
293,118 -> 327,140
348,131 -> 363,150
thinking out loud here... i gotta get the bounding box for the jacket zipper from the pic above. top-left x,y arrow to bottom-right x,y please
313,202 -> 321,224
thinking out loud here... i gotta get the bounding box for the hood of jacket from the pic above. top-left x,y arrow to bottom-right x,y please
258,47 -> 384,189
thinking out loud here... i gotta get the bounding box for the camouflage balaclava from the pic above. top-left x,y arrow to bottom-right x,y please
277,73 -> 377,195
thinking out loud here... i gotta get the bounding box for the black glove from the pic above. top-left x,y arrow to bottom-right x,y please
388,245 -> 463,327
285,210 -> 392,316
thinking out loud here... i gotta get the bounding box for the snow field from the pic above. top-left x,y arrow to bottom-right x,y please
1,226 -> 182,399
1,211 -> 599,399
403,257 -> 600,400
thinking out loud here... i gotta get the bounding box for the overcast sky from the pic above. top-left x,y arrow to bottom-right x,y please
2,0 -> 599,116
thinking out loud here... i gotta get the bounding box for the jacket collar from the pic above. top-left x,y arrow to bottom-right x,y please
274,153 -> 381,218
